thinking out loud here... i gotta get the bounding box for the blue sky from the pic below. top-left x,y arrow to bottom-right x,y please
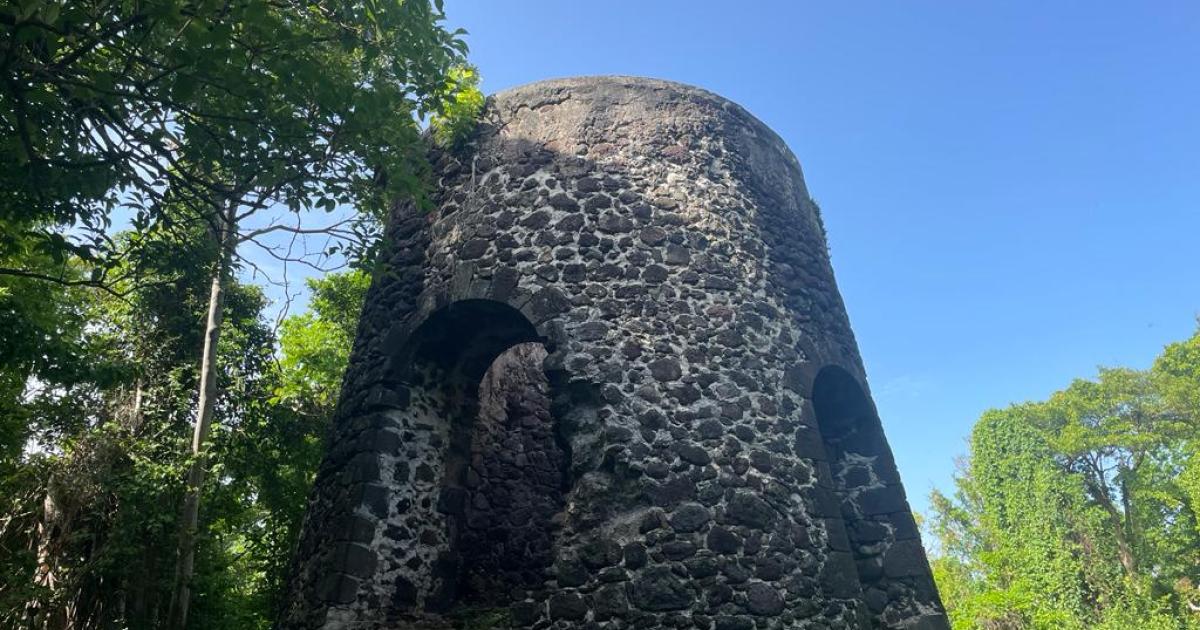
442,1 -> 1200,515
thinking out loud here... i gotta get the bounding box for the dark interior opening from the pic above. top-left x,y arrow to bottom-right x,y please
400,299 -> 544,385
457,342 -> 568,604
400,300 -> 568,615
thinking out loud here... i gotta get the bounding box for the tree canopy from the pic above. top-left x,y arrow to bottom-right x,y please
2,0 -> 469,282
928,327 -> 1200,629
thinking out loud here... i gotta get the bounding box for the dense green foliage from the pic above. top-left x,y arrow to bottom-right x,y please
1,0 -> 471,279
0,248 -> 370,627
430,65 -> 485,151
928,328 -> 1200,629
0,0 -> 482,626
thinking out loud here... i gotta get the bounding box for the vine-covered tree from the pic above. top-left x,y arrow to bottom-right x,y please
928,328 -> 1200,629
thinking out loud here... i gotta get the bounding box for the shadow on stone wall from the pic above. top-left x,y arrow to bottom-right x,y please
812,365 -> 941,625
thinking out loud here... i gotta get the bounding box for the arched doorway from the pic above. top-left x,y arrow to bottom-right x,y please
385,300 -> 570,616
811,365 -> 925,619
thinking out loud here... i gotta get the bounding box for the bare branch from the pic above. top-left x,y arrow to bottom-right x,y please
237,217 -> 357,243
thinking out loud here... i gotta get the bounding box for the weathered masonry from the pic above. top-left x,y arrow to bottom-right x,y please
282,77 -> 948,629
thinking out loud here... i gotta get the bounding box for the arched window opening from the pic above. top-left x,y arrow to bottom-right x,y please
811,366 -> 909,592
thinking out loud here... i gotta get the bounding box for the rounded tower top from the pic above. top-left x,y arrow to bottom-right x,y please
482,74 -> 810,204
493,75 -> 743,111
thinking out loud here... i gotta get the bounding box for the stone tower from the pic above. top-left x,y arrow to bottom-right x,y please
283,77 -> 947,629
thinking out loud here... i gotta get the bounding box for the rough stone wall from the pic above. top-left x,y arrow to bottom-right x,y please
282,76 -> 947,629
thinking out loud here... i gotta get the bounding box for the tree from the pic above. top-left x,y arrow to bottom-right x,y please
1154,332 -> 1200,515
1,2 -> 468,623
213,270 -> 373,622
4,3 -> 486,625
0,227 -> 380,628
275,270 -> 370,419
2,0 -> 466,287
927,327 -> 1200,629
3,224 -> 234,628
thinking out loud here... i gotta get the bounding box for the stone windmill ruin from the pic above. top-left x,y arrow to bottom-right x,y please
281,77 -> 948,629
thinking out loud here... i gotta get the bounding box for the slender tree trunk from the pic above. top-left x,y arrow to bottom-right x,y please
1117,467 -> 1140,585
129,379 -> 144,432
169,202 -> 238,629
1085,478 -> 1138,581
28,487 -> 62,629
